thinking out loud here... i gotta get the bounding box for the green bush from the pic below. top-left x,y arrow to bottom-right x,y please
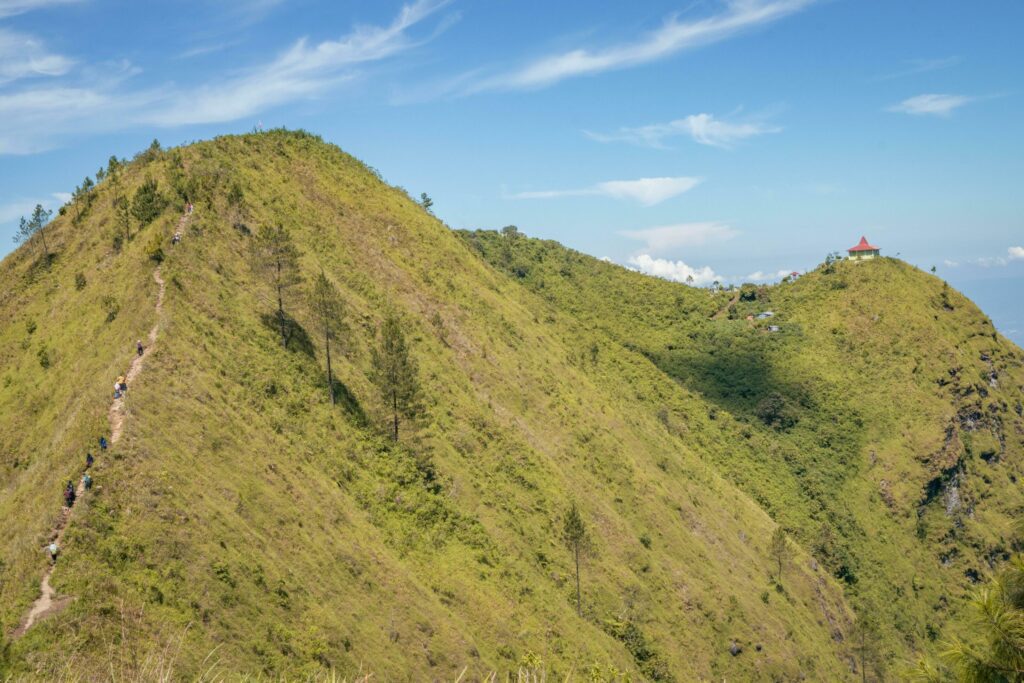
145,233 -> 165,263
755,392 -> 798,430
101,295 -> 119,322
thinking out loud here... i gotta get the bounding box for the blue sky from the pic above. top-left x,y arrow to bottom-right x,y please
1,0 -> 1022,342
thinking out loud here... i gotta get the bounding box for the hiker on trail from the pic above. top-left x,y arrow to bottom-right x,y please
48,542 -> 59,563
85,452 -> 94,469
99,436 -> 108,451
113,383 -> 122,399
117,375 -> 127,393
137,339 -> 144,357
63,481 -> 75,508
82,473 -> 92,491
172,231 -> 181,245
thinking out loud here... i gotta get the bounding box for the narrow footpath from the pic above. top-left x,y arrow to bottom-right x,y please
712,290 -> 741,320
12,211 -> 184,637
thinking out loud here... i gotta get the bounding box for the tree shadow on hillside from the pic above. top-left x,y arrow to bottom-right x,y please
25,252 -> 57,282
332,378 -> 367,425
260,312 -> 315,358
653,339 -> 810,428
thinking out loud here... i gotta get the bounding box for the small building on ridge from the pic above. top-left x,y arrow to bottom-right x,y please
848,236 -> 881,261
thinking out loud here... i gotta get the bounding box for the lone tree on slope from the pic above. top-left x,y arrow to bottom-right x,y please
108,170 -> 132,244
251,224 -> 303,348
308,271 -> 346,404
769,526 -> 792,583
14,204 -> 53,257
849,611 -> 885,683
562,502 -> 592,617
370,312 -> 421,441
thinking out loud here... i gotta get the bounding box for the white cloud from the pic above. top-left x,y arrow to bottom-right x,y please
629,254 -> 721,286
943,259 -> 959,267
744,269 -> 792,282
888,93 -> 972,117
586,113 -> 780,149
511,176 -> 701,206
0,28 -> 74,85
0,193 -> 66,228
462,0 -> 815,93
974,247 -> 1024,267
0,0 -> 79,18
621,221 -> 736,253
0,0 -> 452,153
0,199 -> 36,223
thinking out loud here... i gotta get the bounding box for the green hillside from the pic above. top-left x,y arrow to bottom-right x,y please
460,229 -> 1024,672
1,131 -> 860,680
0,131 -> 1019,680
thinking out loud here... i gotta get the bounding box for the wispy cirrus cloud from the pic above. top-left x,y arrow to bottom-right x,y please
147,0 -> 452,126
0,0 -> 453,153
621,221 -> 736,253
888,93 -> 973,117
450,0 -> 815,95
872,56 -> 960,82
0,0 -> 80,18
586,112 -> 780,149
0,28 -> 74,85
509,176 -> 701,206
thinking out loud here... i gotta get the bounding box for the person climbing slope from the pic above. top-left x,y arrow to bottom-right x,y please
85,452 -> 94,469
63,481 -> 75,508
48,542 -> 59,564
136,339 -> 144,357
82,472 -> 92,491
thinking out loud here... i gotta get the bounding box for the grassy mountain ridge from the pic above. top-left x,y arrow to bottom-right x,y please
461,228 -> 1024,666
1,131 -> 860,680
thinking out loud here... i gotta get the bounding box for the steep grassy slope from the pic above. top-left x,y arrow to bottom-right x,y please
0,132 -> 860,680
461,230 -> 1024,666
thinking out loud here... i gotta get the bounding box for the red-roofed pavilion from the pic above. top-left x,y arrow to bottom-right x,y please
847,236 -> 880,260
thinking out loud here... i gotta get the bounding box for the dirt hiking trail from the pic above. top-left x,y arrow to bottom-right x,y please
712,290 -> 741,320
12,212 -> 182,637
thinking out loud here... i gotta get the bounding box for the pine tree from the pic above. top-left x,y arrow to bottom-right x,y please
250,224 -> 303,348
562,502 -> 591,617
850,611 -> 885,682
109,171 -> 132,243
13,204 -> 52,256
769,526 -> 792,582
227,182 -> 246,227
131,177 -> 165,227
370,313 -> 421,441
309,271 -> 346,404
